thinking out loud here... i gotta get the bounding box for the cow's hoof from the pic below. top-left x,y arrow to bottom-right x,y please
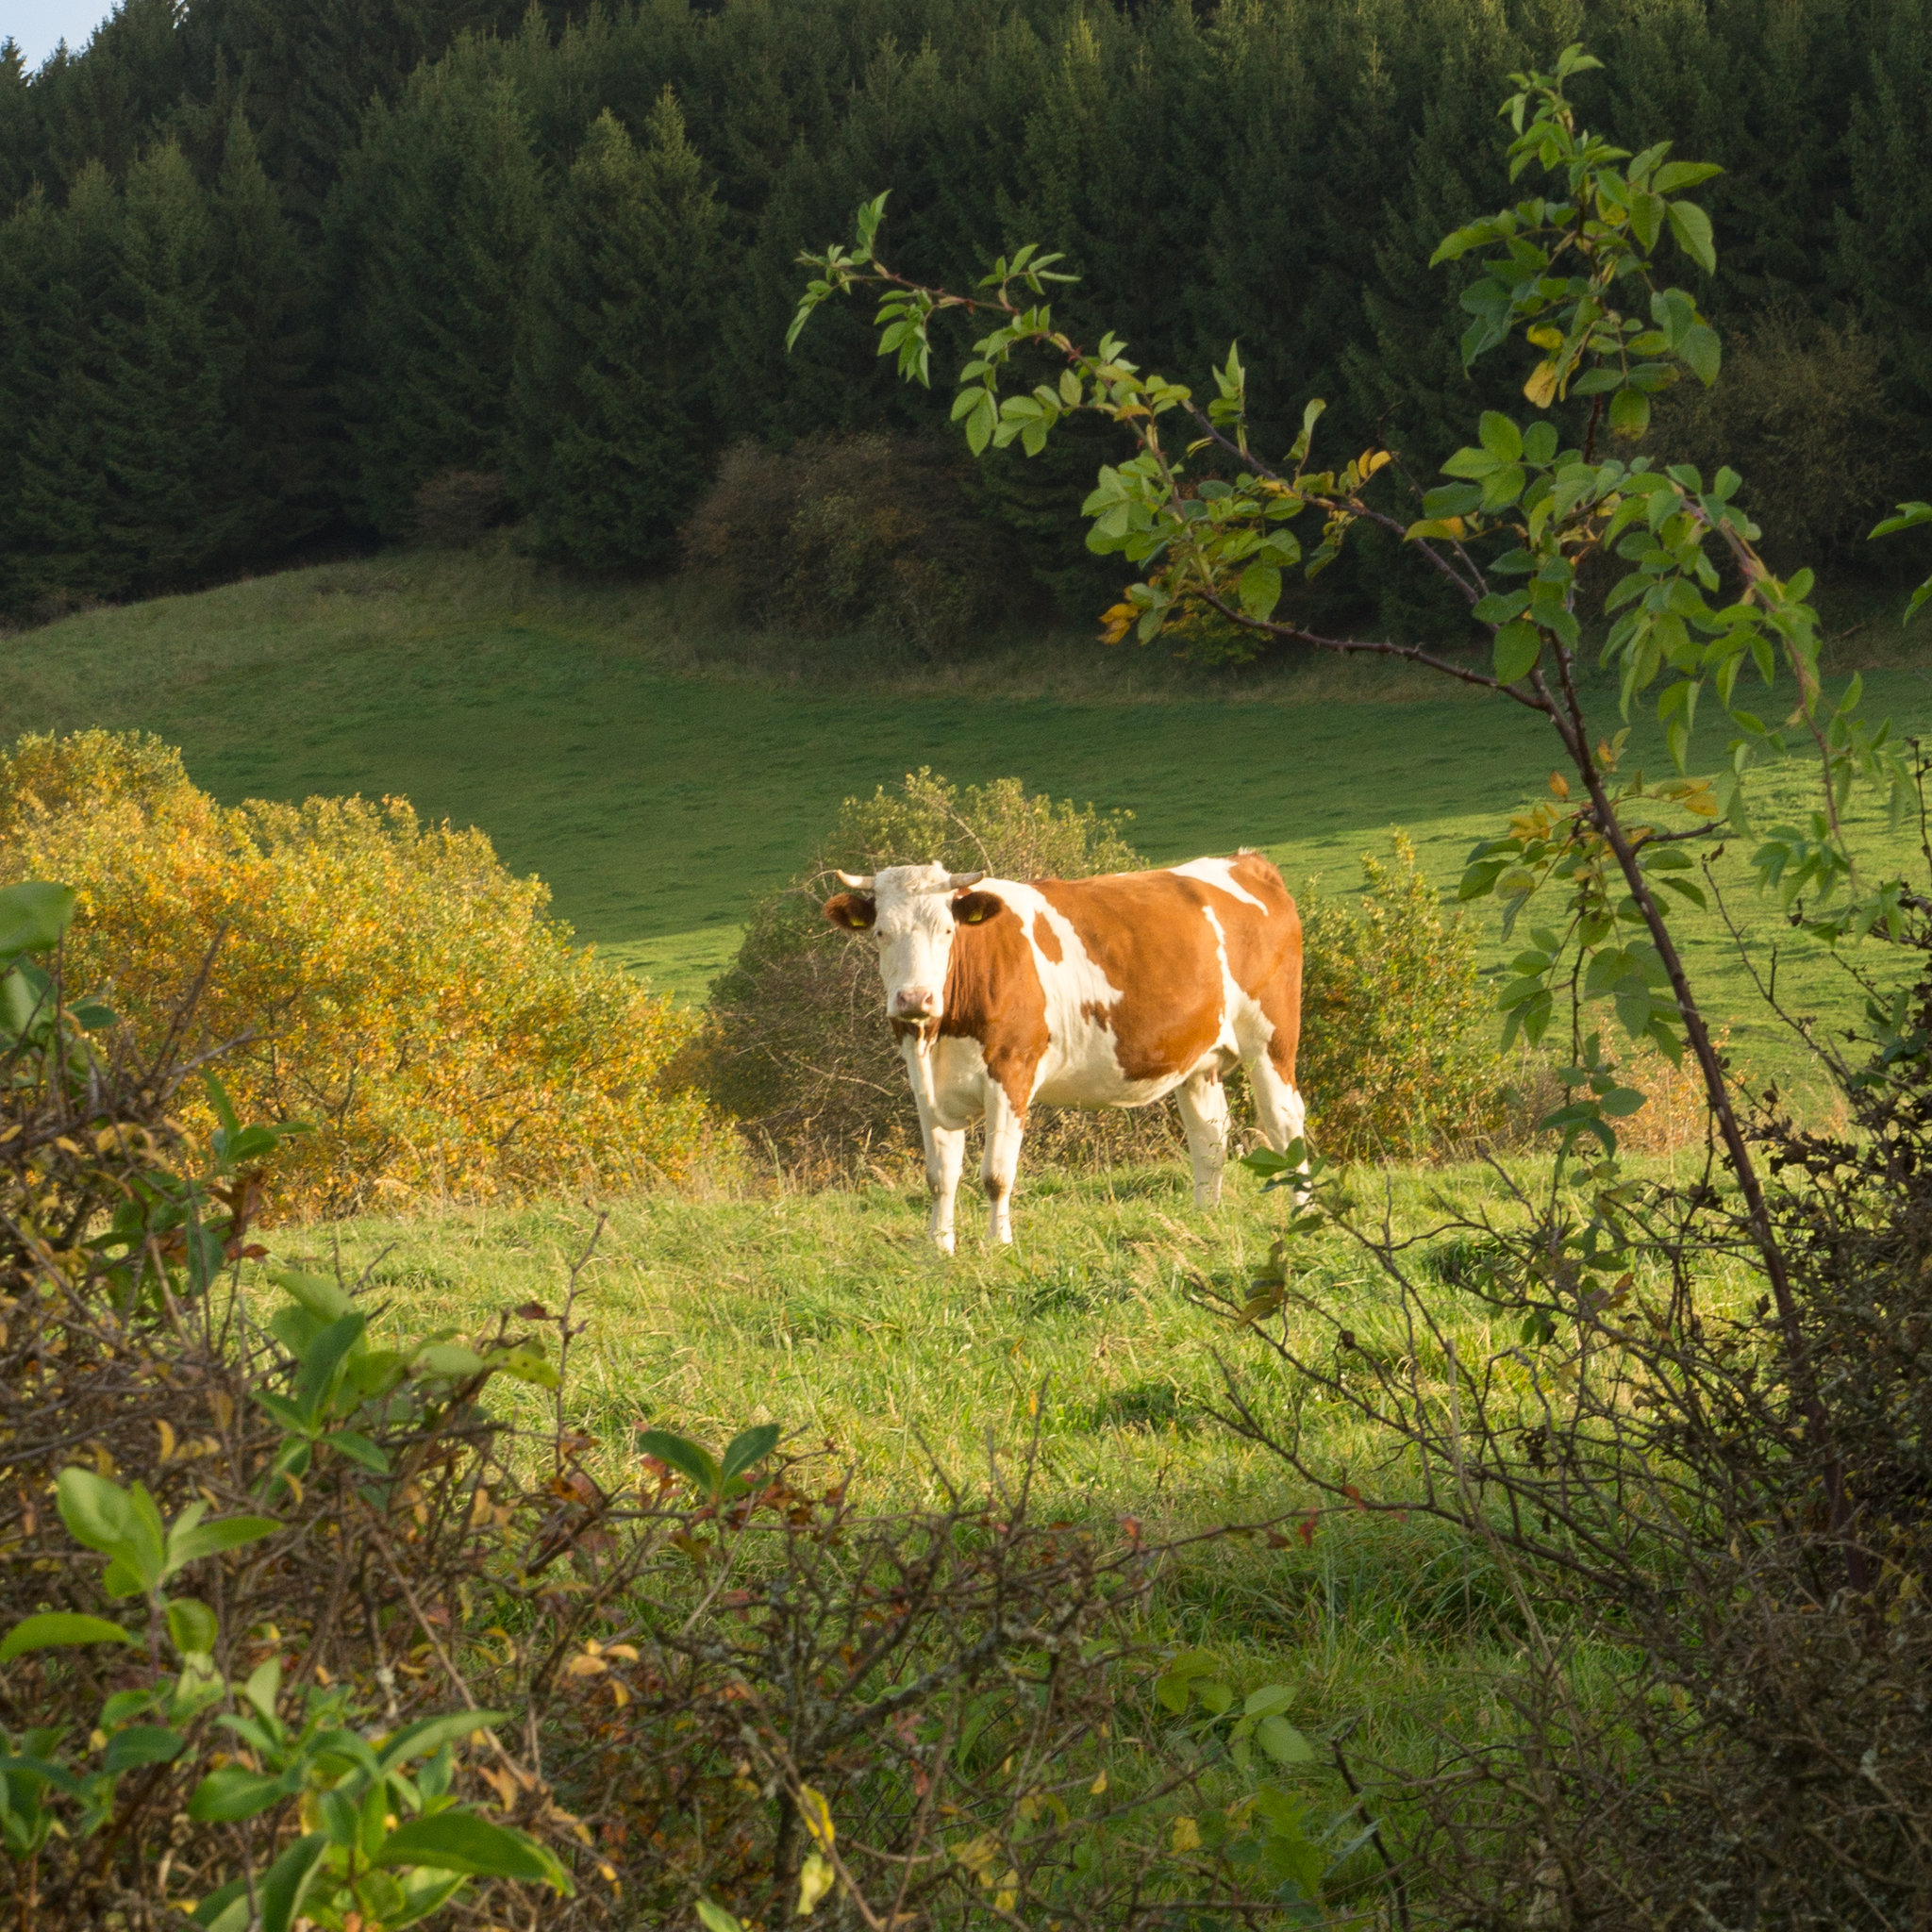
932,1232 -> 957,1257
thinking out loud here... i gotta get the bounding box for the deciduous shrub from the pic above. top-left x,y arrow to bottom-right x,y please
679,434 -> 1029,654
1298,832 -> 1504,1158
0,730 -> 711,1216
1648,308 -> 1911,561
408,469 -> 508,548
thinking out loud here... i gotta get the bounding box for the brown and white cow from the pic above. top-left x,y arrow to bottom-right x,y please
824,852 -> 1307,1251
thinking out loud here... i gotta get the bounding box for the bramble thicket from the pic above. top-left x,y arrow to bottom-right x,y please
2,0 -> 1930,623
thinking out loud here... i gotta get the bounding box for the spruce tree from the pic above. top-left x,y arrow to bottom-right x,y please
0,169 -> 119,608
208,105 -> 323,559
514,94 -> 724,571
1839,0 -> 1932,447
93,142 -> 229,586
327,45 -> 543,534
0,38 -> 39,213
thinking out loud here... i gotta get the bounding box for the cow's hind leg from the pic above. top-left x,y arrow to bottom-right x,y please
1247,1054 -> 1310,1199
981,1083 -> 1025,1246
1175,1068 -> 1230,1209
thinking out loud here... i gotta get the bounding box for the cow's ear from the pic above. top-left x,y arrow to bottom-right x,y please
824,892 -> 876,932
951,890 -> 1006,926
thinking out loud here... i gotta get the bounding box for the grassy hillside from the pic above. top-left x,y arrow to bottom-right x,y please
7,545 -> 1930,1087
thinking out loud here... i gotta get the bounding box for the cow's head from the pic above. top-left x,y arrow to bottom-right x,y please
824,862 -> 1000,1027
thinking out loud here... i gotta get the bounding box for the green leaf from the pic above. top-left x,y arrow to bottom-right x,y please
721,1424 -> 782,1485
1493,622 -> 1541,684
639,1429 -> 723,1498
1870,501 -> 1932,540
325,1430 -> 391,1474
1608,388 -> 1650,439
1255,1715 -> 1315,1764
166,1598 -> 219,1656
1652,160 -> 1722,193
189,1765 -> 300,1823
483,1341 -> 558,1390
259,1832 -> 331,1932
1681,323 -> 1721,386
55,1467 -> 140,1558
103,1724 -> 186,1774
293,1313 -> 366,1424
697,1905 -> 746,1932
170,1515 -> 280,1569
1666,200 -> 1717,274
375,1710 -> 508,1776
1238,562 -> 1282,623
413,1342 -> 487,1378
1477,411 -> 1523,462
0,1613 -> 136,1659
272,1270 -> 355,1323
0,882 -> 77,966
1242,1684 -> 1294,1718
376,1810 -> 575,1892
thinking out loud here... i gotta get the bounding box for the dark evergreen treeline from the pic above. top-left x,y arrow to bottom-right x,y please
2,0 -> 1928,622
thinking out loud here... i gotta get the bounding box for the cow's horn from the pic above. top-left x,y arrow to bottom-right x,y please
834,870 -> 875,889
946,870 -> 988,890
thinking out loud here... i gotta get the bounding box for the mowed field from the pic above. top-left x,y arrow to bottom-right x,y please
8,544 -> 1931,1091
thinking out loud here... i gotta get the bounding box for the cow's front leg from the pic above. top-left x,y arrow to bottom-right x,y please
981,1081 -> 1025,1245
1247,1054 -> 1311,1204
927,1122 -> 967,1254
1175,1067 -> 1230,1209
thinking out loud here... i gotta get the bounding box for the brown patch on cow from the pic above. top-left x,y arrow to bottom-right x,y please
941,895 -> 1047,1119
1031,911 -> 1064,963
824,891 -> 876,932
1079,997 -> 1112,1029
1037,853 -> 1302,1084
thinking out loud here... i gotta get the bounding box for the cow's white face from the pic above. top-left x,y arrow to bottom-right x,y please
824,862 -> 995,1025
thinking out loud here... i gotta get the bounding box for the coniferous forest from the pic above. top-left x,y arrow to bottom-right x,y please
2,0 -> 1928,629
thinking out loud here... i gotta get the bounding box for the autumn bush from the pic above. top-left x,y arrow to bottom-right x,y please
0,730 -> 713,1216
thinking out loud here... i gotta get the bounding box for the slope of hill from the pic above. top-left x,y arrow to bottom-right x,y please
7,546 -> 1930,1089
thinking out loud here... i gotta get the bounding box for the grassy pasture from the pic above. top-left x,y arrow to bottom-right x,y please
8,546 -> 1929,1091
264,1151 -> 1742,1776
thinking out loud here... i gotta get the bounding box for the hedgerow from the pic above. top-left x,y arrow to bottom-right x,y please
0,730 -> 713,1216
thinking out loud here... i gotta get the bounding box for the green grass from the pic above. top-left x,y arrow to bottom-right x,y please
267,1148 -> 1741,1776
7,543 -> 1931,1086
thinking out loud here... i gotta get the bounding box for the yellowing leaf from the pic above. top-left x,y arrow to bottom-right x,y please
1548,771 -> 1570,801
1172,1815 -> 1203,1854
797,1851 -> 837,1917
1090,1769 -> 1108,1795
796,1783 -> 835,1850
1524,360 -> 1560,408
1526,325 -> 1564,349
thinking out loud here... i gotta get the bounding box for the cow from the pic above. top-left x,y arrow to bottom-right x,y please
823,851 -> 1307,1251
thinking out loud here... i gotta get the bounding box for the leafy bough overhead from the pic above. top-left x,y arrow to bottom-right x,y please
792,43 -> 1924,1581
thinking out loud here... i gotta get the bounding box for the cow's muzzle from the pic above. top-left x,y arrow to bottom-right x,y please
891,987 -> 941,1020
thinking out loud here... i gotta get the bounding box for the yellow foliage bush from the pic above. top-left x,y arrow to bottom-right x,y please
0,730 -> 712,1216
